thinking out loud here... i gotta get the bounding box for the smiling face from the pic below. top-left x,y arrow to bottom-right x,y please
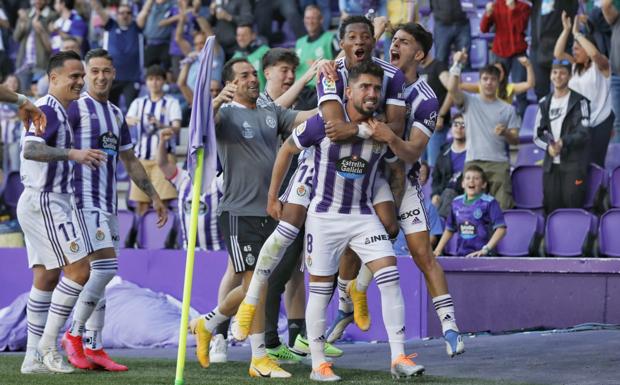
461,169 -> 487,198
341,22 -> 375,66
86,56 -> 115,100
236,26 -> 254,50
346,73 -> 382,117
49,58 -> 85,103
264,61 -> 296,94
230,61 -> 259,103
572,41 -> 590,65
550,66 -> 571,91
390,29 -> 424,72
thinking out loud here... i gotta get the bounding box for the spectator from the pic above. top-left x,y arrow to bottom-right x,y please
232,24 -> 270,92
448,50 -> 521,210
419,50 -> 450,167
50,0 -> 89,55
339,0 -> 386,19
295,5 -> 339,88
13,1 -> 56,89
431,113 -> 467,218
433,165 -> 507,257
0,7 -> 12,82
554,11 -> 613,167
299,0 -> 332,31
530,0 -> 578,100
177,31 -> 223,104
0,74 -> 22,173
94,1 -> 143,110
255,0 -> 305,45
459,57 -> 535,109
584,1 -> 612,57
126,65 -> 181,216
533,59 -> 591,215
481,0 -> 531,116
207,0 -> 253,59
137,0 -> 174,70
602,0 -> 620,143
429,0 -> 471,65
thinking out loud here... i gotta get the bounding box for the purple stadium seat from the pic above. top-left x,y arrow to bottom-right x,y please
137,210 -> 175,249
519,104 -> 538,143
496,209 -> 544,256
461,71 -> 479,84
515,144 -> 545,167
605,143 -> 620,173
117,210 -> 136,248
511,165 -> 543,209
610,167 -> 620,208
584,163 -> 605,209
469,38 -> 488,69
2,171 -> 24,213
545,209 -> 597,257
599,209 -> 620,257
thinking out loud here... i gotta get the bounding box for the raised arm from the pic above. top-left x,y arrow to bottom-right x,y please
553,11 -> 574,63
174,4 -> 192,56
154,129 -> 177,179
273,59 -> 321,108
572,15 -> 610,77
213,81 -> 237,124
177,60 -> 194,104
447,50 -> 467,107
267,136 -> 303,219
92,0 -> 110,26
511,56 -> 535,95
136,0 -> 154,29
602,0 -> 619,25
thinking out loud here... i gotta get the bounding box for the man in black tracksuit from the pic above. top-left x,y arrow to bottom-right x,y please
533,60 -> 591,215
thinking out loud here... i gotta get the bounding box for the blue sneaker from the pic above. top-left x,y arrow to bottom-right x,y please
325,310 -> 354,343
444,330 -> 464,357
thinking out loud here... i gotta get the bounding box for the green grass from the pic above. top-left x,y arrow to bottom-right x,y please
0,356 -> 537,385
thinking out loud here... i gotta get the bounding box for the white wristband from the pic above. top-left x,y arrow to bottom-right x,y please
16,93 -> 27,107
356,123 -> 372,139
449,64 -> 462,77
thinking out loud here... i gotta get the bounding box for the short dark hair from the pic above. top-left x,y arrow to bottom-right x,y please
464,164 -> 487,183
222,58 -> 251,83
84,48 -> 113,65
393,22 -> 433,59
145,65 -> 166,79
47,50 -> 82,76
339,15 -> 374,40
479,64 -> 501,79
348,61 -> 384,84
237,23 -> 254,31
304,4 -> 322,14
59,0 -> 75,10
262,48 -> 299,70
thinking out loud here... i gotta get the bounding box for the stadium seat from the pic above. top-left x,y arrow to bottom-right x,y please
584,163 -> 605,210
519,104 -> 538,143
2,171 -> 24,216
610,167 -> 620,208
469,38 -> 488,69
117,210 -> 137,248
496,209 -> 544,257
137,210 -> 176,249
545,209 -> 597,257
511,165 -> 543,209
461,71 -> 479,84
599,209 -> 620,257
605,143 -> 620,174
515,143 -> 545,167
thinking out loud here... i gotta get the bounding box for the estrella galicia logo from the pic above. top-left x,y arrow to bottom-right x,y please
364,234 -> 390,245
99,131 -> 119,156
459,221 -> 476,240
336,155 -> 368,179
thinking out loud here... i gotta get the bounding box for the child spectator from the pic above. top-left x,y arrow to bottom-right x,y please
433,165 -> 507,257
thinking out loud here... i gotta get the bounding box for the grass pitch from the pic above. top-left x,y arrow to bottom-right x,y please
0,355 -> 539,385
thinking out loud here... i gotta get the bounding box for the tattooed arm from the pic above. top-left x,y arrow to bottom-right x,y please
23,142 -> 106,169
120,149 -> 168,226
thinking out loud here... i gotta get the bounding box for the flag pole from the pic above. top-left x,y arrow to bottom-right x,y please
174,148 -> 204,385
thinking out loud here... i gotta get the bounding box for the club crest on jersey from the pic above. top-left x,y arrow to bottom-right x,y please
95,229 -> 105,241
473,208 -> 483,219
296,185 -> 307,197
69,241 -> 80,253
306,255 -> 312,266
242,121 -> 254,139
245,253 -> 256,265
266,115 -> 277,129
295,121 -> 307,136
322,77 -> 337,93
424,111 -> 437,129
336,155 -> 368,179
372,141 -> 383,154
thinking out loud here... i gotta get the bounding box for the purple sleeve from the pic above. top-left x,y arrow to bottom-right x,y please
69,18 -> 88,40
292,115 -> 325,149
119,118 -> 133,150
317,72 -> 345,106
488,199 -> 506,229
411,96 -> 439,138
385,69 -> 406,107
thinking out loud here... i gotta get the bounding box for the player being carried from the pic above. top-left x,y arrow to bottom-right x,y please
233,15 -> 406,348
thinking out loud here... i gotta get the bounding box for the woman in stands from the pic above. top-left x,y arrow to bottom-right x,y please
554,11 -> 613,168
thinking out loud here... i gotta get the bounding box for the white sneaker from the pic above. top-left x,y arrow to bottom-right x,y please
39,346 -> 75,373
209,334 -> 228,363
20,353 -> 51,374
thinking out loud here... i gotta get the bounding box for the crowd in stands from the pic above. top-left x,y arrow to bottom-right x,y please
0,0 -> 619,258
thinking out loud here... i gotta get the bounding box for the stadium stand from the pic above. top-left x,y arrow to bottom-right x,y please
496,209 -> 544,257
598,209 -> 620,257
545,209 -> 598,257
511,165 -> 543,210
